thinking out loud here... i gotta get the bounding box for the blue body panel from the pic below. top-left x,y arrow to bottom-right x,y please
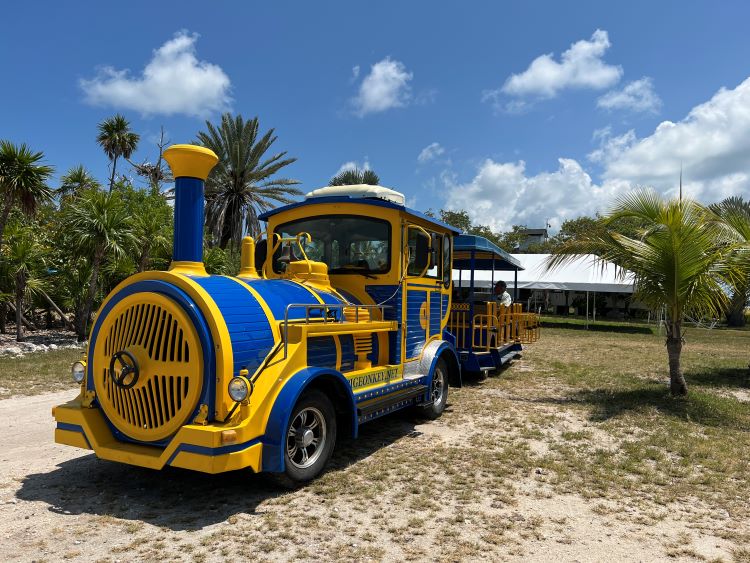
239,278 -> 344,321
405,290 -> 427,359
365,285 -> 401,364
172,177 -> 205,263
261,367 -> 357,472
190,276 -> 275,377
307,336 -> 337,370
430,292 -> 442,338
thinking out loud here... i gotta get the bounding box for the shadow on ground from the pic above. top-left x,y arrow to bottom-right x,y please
16,411 -> 424,531
517,383 -> 750,432
685,367 -> 750,389
540,320 -> 655,335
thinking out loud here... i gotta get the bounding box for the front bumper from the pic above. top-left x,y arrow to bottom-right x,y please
53,397 -> 263,474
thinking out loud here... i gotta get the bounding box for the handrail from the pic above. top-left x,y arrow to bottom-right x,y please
282,302 -> 391,360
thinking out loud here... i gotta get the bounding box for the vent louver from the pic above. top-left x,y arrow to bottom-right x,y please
93,292 -> 203,442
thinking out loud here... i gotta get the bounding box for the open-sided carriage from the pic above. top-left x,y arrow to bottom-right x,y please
449,235 -> 540,376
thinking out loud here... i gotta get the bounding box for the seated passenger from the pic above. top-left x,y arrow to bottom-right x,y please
493,280 -> 512,308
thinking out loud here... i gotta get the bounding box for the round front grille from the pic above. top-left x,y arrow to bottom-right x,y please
93,292 -> 203,442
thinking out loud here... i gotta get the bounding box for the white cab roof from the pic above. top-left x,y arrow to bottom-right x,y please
305,184 -> 406,206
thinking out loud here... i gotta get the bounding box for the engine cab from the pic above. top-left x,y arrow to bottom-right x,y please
258,184 -> 457,380
52,146 -> 462,483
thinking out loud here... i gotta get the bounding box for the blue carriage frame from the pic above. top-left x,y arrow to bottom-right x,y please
451,235 -> 524,374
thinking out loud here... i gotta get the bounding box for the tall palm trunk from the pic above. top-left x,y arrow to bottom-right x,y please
726,286 -> 748,327
78,246 -> 104,341
109,155 -> 118,192
666,320 -> 688,396
0,302 -> 6,333
0,193 -> 15,252
15,271 -> 25,342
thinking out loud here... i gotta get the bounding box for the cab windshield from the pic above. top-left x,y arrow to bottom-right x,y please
273,215 -> 391,274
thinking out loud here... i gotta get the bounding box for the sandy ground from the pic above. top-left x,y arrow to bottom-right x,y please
0,387 -> 739,562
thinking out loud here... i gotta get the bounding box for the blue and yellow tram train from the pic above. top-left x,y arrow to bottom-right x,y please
53,144 -> 539,483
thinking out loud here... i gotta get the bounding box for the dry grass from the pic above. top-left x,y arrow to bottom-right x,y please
6,325 -> 750,561
0,347 -> 82,398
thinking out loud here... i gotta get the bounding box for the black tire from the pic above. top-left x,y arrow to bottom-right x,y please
282,389 -> 337,484
418,358 -> 449,420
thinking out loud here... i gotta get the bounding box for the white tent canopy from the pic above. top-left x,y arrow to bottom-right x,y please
454,253 -> 634,293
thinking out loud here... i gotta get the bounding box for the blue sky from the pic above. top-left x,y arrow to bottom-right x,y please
3,1 -> 750,232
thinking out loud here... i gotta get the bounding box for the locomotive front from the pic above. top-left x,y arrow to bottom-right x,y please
53,144 -> 353,477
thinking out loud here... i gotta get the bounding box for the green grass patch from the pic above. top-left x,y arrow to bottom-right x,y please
0,347 -> 83,398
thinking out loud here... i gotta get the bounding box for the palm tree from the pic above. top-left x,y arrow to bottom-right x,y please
330,168 -> 380,186
547,190 -> 736,396
709,196 -> 750,327
58,165 -> 101,199
196,113 -> 301,248
64,189 -> 136,340
0,141 -> 54,253
96,114 -> 140,192
4,224 -> 47,341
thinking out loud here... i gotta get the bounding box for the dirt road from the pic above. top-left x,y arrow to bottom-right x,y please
0,385 -> 739,562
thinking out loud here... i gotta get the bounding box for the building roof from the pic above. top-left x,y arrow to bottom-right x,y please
454,253 -> 634,293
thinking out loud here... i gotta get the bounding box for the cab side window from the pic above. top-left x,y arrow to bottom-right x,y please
407,228 -> 430,276
426,233 -> 442,278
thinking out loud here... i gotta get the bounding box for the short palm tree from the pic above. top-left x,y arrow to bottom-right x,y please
330,168 -> 380,186
4,224 -> 47,341
96,114 -> 140,192
547,190 -> 735,396
196,113 -> 301,248
58,165 -> 101,199
709,196 -> 750,327
0,140 -> 54,253
64,190 -> 136,340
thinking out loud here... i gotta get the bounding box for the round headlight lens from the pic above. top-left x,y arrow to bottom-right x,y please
228,376 -> 249,402
72,361 -> 86,383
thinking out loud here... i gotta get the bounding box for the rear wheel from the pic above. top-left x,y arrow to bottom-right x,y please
418,358 -> 449,420
282,390 -> 337,484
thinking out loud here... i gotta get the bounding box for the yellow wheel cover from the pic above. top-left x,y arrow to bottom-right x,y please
92,292 -> 204,442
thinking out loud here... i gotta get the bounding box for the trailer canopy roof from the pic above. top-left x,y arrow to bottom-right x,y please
453,235 -> 523,271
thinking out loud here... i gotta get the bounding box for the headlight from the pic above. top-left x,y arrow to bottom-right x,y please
228,376 -> 250,402
72,361 -> 86,383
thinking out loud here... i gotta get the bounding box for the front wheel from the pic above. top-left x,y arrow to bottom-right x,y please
418,358 -> 449,420
282,390 -> 337,484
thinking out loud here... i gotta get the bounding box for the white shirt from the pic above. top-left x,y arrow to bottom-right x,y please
495,291 -> 512,307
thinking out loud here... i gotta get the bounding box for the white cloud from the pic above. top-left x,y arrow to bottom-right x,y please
600,76 -> 750,200
336,159 -> 371,175
587,128 -> 637,164
500,30 -> 622,99
80,31 -> 231,117
445,158 -> 617,232
417,142 -> 445,164
351,57 -> 413,116
448,76 -> 750,231
351,65 -> 360,81
597,77 -> 662,113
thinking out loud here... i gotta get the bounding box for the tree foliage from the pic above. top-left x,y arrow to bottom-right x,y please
547,190 -> 744,396
329,168 -> 380,186
197,113 -> 301,248
96,114 -> 139,192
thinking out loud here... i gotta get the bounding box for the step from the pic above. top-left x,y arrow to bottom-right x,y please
357,384 -> 428,420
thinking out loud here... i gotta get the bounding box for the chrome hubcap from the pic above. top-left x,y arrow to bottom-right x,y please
286,407 -> 326,469
432,368 -> 445,405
